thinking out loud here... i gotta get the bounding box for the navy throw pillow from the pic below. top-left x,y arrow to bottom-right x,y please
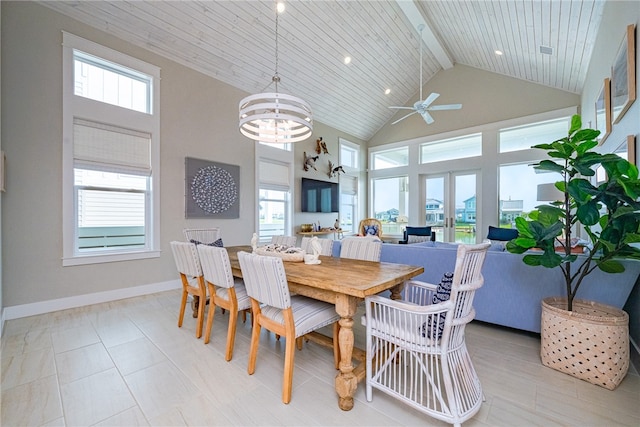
420,272 -> 454,340
190,238 -> 224,247
487,226 -> 518,242
363,225 -> 378,236
405,226 -> 431,236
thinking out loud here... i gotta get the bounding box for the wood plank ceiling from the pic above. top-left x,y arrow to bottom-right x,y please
39,0 -> 605,141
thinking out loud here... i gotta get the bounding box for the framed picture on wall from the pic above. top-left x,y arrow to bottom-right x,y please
185,157 -> 240,218
611,24 -> 636,124
595,78 -> 611,144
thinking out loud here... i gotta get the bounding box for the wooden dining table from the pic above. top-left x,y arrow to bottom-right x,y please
225,245 -> 424,411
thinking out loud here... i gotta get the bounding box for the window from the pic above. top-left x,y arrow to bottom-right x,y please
498,163 -> 557,227
499,117 -> 570,153
372,176 -> 408,235
420,134 -> 482,164
257,157 -> 292,243
340,175 -> 357,233
62,32 -> 160,266
372,147 -> 408,170
74,50 -> 152,113
340,139 -> 359,169
259,188 -> 290,242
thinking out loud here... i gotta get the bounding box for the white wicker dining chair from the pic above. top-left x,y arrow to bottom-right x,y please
270,235 -> 297,247
197,244 -> 251,361
364,242 -> 490,427
301,236 -> 334,256
237,251 -> 340,404
340,236 -> 382,261
170,241 -> 207,338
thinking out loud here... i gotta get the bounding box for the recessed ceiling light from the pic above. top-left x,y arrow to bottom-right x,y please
494,50 -> 503,56
276,2 -> 285,13
385,88 -> 391,95
344,56 -> 352,65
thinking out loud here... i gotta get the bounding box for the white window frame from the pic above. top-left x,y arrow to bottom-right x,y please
62,32 -> 161,266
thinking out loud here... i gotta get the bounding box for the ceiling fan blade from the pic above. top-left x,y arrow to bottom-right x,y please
428,103 -> 462,111
392,111 -> 418,125
420,93 -> 440,109
388,106 -> 416,110
419,110 -> 434,124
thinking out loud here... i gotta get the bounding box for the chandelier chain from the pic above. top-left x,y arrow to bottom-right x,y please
274,2 -> 279,92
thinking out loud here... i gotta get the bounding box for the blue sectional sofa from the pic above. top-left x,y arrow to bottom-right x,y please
330,240 -> 640,333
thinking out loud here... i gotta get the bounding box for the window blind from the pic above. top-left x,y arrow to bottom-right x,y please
340,175 -> 357,195
259,159 -> 290,191
73,118 -> 151,176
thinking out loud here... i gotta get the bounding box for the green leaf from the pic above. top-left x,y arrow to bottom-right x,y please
535,160 -> 564,173
569,115 -> 581,135
597,260 -> 625,274
576,201 -> 601,226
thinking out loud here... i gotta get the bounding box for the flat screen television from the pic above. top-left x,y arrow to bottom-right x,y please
301,178 -> 339,213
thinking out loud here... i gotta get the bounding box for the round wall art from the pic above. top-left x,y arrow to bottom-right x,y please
185,157 -> 240,218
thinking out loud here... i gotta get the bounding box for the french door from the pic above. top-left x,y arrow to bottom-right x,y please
424,171 -> 478,243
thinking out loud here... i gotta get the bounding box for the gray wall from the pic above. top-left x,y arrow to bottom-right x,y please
581,2 -> 639,358
368,63 -> 580,146
0,2 -> 366,309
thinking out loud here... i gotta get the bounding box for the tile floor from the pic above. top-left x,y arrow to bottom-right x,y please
1,289 -> 639,426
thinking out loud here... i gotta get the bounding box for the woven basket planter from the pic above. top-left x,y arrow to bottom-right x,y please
540,297 -> 629,390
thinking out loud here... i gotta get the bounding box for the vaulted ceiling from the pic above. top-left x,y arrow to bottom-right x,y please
40,0 -> 605,141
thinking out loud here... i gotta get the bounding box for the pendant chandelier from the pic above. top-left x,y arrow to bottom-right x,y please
238,2 -> 313,143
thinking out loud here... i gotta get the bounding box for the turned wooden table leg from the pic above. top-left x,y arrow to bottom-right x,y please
334,295 -> 358,411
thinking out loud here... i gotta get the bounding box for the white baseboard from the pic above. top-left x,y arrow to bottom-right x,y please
3,280 -> 181,321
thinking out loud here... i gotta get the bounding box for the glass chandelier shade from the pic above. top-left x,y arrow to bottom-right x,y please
238,3 -> 313,143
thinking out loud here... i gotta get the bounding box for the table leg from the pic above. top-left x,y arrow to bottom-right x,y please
334,294 -> 358,411
389,282 -> 405,301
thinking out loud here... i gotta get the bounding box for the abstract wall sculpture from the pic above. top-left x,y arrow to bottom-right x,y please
185,157 -> 239,218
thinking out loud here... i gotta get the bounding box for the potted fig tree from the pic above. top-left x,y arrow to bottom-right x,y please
507,114 -> 640,390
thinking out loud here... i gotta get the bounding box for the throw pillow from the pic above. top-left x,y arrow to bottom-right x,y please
420,272 -> 454,340
190,238 -> 224,247
363,225 -> 378,236
486,225 -> 518,242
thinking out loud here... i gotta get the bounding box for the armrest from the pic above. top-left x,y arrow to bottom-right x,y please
405,280 -> 438,305
365,294 -> 453,315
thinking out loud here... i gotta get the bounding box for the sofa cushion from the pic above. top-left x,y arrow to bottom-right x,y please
190,238 -> 224,247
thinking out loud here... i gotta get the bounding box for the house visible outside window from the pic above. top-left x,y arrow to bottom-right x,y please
372,175 -> 409,235
62,32 -> 160,266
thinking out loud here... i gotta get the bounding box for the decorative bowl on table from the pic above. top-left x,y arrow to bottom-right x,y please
300,224 -> 313,232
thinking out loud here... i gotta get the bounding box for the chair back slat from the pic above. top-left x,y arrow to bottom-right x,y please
301,236 -> 334,256
340,237 -> 382,262
237,251 -> 291,309
170,241 -> 202,277
197,245 -> 235,289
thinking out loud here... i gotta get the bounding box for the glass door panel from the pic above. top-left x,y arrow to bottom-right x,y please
425,172 -> 477,243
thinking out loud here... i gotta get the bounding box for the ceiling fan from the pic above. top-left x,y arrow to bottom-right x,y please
389,24 -> 462,125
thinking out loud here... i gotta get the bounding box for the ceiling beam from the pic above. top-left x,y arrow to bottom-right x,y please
395,0 -> 454,69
